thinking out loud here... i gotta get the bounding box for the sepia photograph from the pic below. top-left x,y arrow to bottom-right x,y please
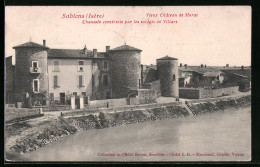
4,6 -> 251,162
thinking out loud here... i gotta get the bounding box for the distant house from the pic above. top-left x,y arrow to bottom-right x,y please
178,65 -> 224,88
220,68 -> 251,91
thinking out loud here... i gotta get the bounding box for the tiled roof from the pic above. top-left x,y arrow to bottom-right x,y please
221,69 -> 251,80
179,66 -> 222,76
157,56 -> 178,60
13,42 -> 49,49
48,49 -> 108,59
203,71 -> 221,77
110,44 -> 142,51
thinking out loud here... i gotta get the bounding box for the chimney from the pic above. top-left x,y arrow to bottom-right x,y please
43,40 -> 46,46
201,64 -> 203,68
184,64 -> 187,69
180,63 -> 182,67
84,45 -> 87,54
241,65 -> 244,70
226,64 -> 229,67
93,49 -> 97,58
106,46 -> 110,53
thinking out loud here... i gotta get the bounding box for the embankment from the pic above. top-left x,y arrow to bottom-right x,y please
186,93 -> 251,115
5,93 -> 251,156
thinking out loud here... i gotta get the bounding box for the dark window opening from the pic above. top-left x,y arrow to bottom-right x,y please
173,75 -> 176,81
106,91 -> 111,99
82,92 -> 86,96
103,61 -> 108,70
33,80 -> 39,92
78,75 -> 84,87
103,75 -> 109,86
79,61 -> 84,65
73,92 -> 77,96
32,62 -> 38,68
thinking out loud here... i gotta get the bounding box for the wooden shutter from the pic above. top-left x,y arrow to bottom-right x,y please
54,75 -> 58,87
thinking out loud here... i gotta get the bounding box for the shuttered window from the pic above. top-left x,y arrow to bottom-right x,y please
54,75 -> 59,87
33,79 -> 39,92
78,75 -> 84,87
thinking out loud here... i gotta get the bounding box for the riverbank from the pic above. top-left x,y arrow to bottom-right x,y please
5,93 -> 251,158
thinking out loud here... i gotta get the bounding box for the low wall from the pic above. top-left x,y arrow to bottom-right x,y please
128,89 -> 157,105
34,105 -> 71,111
5,108 -> 42,122
179,88 -> 200,99
200,86 -> 239,99
88,98 -> 127,109
62,101 -> 183,117
179,86 -> 239,99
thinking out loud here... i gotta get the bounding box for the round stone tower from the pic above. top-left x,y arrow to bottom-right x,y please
108,44 -> 142,98
156,56 -> 179,97
13,41 -> 49,100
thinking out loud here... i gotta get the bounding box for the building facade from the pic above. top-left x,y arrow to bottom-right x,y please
10,40 -> 142,105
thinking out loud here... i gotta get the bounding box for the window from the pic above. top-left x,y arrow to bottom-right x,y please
78,61 -> 84,71
82,92 -> 86,96
53,60 -> 59,71
32,61 -> 38,68
78,75 -> 84,87
50,93 -> 54,101
32,61 -> 39,72
103,74 -> 109,86
73,92 -> 77,96
103,61 -> 108,70
106,91 -> 111,99
33,79 -> 39,92
54,75 -> 59,87
173,75 -> 176,81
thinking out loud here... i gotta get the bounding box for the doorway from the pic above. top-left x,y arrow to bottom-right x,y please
60,93 -> 65,104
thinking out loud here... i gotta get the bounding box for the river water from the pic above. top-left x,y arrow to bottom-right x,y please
19,107 -> 251,162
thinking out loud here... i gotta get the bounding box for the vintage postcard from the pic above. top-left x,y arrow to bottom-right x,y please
4,6 -> 251,162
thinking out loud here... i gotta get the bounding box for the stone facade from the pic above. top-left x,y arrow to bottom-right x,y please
14,47 -> 49,96
91,59 -> 112,100
109,50 -> 142,98
156,56 -> 179,97
10,41 -> 144,104
5,56 -> 15,94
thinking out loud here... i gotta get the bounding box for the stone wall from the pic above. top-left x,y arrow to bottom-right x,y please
88,98 -> 127,109
128,89 -> 157,105
66,105 -> 189,130
186,93 -> 251,115
5,56 -> 15,94
91,58 -> 113,100
200,86 -> 239,99
142,68 -> 158,84
62,101 -> 183,117
179,86 -> 239,99
15,48 -> 49,95
5,108 -> 42,122
157,59 -> 179,97
179,88 -> 200,99
109,50 -> 141,98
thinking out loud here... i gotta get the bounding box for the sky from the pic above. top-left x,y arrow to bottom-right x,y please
5,6 -> 251,66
